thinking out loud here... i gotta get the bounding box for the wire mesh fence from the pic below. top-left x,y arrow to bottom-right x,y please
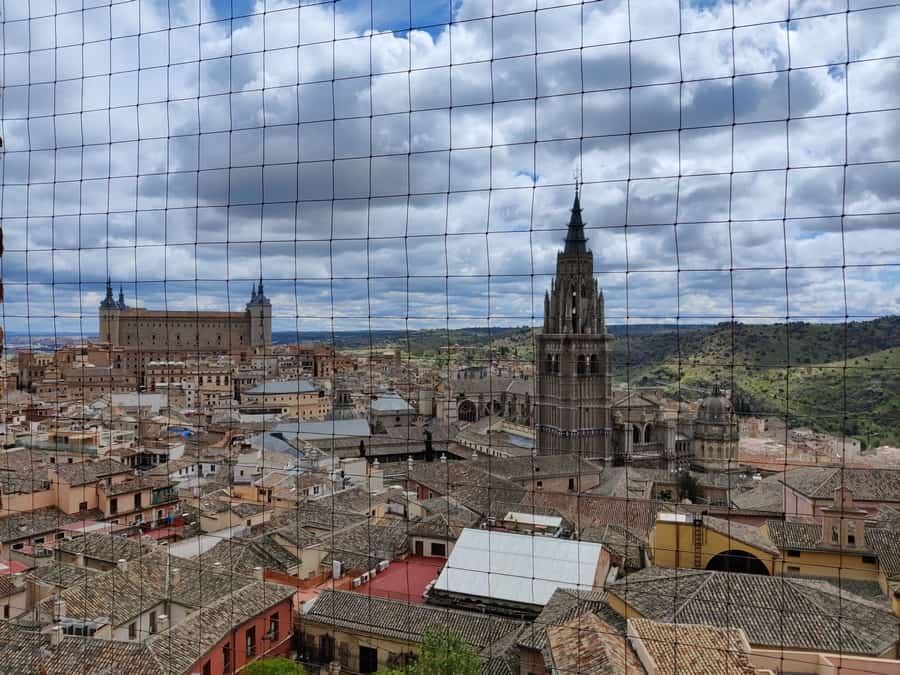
1,0 -> 899,673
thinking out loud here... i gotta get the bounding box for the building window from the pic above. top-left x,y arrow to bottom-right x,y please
222,643 -> 232,672
128,622 -> 137,640
568,478 -> 575,491
787,549 -> 801,557
831,526 -> 839,544
430,542 -> 447,557
110,498 -> 118,514
78,501 -> 88,511
3,605 -> 9,619
863,555 -> 877,565
149,611 -> 157,634
787,565 -> 801,573
269,612 -> 280,641
245,626 -> 256,657
202,661 -> 211,675
319,634 -> 335,663
536,480 -> 543,490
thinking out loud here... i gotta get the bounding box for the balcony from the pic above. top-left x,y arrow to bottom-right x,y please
151,487 -> 177,505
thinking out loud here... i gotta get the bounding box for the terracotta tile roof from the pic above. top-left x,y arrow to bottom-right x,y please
408,461 -> 526,518
628,618 -> 756,675
42,580 -> 296,675
868,527 -> 900,580
304,589 -> 523,650
608,568 -> 899,656
764,518 -> 822,550
100,473 -> 173,496
0,574 -> 23,598
53,459 -> 131,487
517,588 -> 621,652
699,515 -> 779,555
0,620 -> 51,673
198,536 -> 300,575
57,532 -> 160,563
549,612 -> 645,674
474,454 -> 602,481
42,636 -> 162,675
147,580 -> 296,674
766,518 -> 887,558
0,507 -> 86,544
781,467 -> 900,502
579,524 -> 646,571
27,562 -> 99,590
527,493 -> 671,536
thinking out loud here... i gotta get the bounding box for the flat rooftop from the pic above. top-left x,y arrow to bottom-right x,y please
350,556 -> 444,605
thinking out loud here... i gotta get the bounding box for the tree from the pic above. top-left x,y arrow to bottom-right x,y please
376,627 -> 481,675
676,472 -> 701,503
242,657 -> 307,675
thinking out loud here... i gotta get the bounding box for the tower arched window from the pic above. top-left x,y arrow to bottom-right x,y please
590,354 -> 599,374
577,355 -> 587,376
571,286 -> 578,333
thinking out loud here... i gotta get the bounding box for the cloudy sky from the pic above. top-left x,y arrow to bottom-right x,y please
1,0 -> 898,335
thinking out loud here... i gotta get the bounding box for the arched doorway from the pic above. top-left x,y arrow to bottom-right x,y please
706,550 -> 769,575
644,423 -> 653,444
632,425 -> 642,445
458,399 -> 477,423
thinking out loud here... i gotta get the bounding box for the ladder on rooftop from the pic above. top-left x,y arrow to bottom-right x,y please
692,517 -> 704,569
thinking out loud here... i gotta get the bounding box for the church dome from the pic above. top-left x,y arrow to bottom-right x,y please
698,384 -> 733,422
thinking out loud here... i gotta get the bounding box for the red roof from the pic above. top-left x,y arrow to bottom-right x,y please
351,556 -> 444,605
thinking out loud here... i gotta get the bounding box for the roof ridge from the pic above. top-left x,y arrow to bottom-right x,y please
668,570 -> 715,623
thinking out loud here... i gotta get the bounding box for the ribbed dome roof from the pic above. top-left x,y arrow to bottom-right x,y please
698,384 -> 733,422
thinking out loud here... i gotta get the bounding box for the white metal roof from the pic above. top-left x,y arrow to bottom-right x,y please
433,528 -> 604,607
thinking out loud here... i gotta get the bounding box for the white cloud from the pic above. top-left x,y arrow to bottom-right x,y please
1,0 -> 898,334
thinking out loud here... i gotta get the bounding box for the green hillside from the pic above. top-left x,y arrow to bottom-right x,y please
414,317 -> 900,446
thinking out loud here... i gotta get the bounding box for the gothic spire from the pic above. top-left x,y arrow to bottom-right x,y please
563,184 -> 588,255
100,277 -> 117,309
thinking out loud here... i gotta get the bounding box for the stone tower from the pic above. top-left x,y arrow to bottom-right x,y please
98,277 -> 120,344
246,277 -> 272,352
690,383 -> 740,470
535,187 -> 613,458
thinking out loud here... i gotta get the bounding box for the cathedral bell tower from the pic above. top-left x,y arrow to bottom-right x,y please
535,186 -> 613,458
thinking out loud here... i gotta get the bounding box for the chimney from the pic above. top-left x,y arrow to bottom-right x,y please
54,597 -> 66,621
117,558 -> 128,572
10,572 -> 24,590
170,567 -> 181,586
439,453 -> 447,463
254,566 -> 264,581
157,614 -> 169,633
49,626 -> 64,648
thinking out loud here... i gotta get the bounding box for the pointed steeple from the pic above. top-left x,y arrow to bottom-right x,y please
117,286 -> 126,309
100,277 -> 117,309
257,276 -> 264,298
563,183 -> 588,255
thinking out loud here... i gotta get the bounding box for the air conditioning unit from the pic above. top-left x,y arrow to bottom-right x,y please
370,568 -> 378,578
351,577 -> 362,588
377,560 -> 389,572
360,572 -> 370,584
